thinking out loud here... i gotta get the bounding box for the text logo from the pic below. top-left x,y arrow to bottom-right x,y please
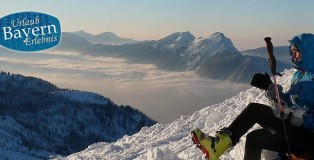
0,12 -> 61,52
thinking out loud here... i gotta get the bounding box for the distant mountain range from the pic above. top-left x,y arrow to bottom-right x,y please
56,31 -> 291,83
242,46 -> 291,65
0,71 -> 156,159
72,30 -> 138,45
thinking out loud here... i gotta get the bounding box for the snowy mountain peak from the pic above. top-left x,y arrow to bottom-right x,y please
189,32 -> 240,56
158,32 -> 195,43
210,32 -> 226,39
156,32 -> 196,50
180,31 -> 196,40
208,32 -> 235,50
183,32 -> 242,72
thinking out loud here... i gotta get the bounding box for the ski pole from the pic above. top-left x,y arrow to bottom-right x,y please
264,37 -> 292,159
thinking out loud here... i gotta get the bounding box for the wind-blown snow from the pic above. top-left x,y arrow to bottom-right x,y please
54,69 -> 294,160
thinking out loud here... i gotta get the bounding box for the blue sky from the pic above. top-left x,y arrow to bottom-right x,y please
1,0 -> 314,50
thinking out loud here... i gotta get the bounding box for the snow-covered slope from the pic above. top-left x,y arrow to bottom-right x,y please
55,69 -> 294,160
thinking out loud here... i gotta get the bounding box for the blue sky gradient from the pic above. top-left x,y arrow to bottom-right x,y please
1,0 -> 314,50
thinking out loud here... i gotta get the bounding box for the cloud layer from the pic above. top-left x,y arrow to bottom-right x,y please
0,50 -> 249,123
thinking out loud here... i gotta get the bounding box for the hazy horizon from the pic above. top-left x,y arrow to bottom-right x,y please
0,50 -> 249,123
1,0 -> 314,50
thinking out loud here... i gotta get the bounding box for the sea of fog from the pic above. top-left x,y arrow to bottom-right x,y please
0,50 -> 249,123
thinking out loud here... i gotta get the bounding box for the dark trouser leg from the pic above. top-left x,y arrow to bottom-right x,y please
243,129 -> 286,160
286,124 -> 314,154
227,103 -> 314,159
228,103 -> 282,143
243,121 -> 314,160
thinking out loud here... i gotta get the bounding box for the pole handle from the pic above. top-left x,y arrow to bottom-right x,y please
264,37 -> 278,75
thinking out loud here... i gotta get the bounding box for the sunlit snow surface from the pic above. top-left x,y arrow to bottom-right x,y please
53,69 -> 293,160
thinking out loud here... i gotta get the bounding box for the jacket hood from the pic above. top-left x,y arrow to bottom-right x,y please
290,33 -> 314,72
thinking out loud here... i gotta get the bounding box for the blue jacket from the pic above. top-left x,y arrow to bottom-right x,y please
282,33 -> 314,132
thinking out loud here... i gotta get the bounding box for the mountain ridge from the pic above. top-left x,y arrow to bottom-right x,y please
0,71 -> 156,159
72,30 -> 138,45
68,31 -> 290,83
55,31 -> 291,83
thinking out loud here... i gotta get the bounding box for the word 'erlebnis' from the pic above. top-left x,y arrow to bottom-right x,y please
0,12 -> 61,52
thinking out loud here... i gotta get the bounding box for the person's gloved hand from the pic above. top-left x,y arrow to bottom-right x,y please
270,98 -> 290,117
289,109 -> 305,126
265,83 -> 276,100
265,83 -> 284,100
250,73 -> 272,90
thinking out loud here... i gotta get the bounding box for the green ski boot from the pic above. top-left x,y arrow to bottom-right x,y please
191,128 -> 233,160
